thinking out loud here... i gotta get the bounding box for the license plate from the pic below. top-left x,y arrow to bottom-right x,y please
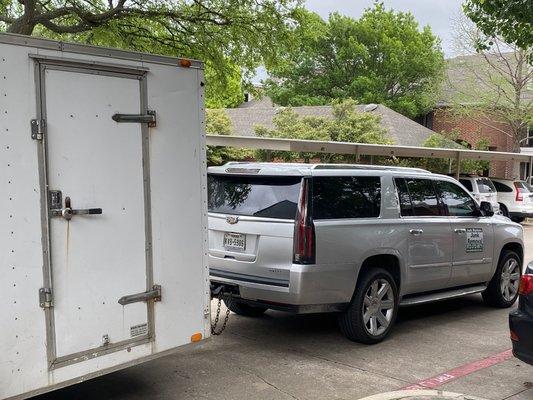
224,232 -> 246,251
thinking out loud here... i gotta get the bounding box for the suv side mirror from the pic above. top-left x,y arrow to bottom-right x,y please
479,201 -> 494,217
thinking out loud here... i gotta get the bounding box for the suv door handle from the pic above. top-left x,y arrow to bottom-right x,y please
409,229 -> 424,235
454,228 -> 466,234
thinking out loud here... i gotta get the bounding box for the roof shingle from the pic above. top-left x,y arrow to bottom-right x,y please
224,102 -> 436,147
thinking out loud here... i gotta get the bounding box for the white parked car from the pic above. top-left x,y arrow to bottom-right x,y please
457,175 -> 500,214
491,178 -> 533,223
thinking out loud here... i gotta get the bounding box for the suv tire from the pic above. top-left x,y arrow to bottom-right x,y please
500,203 -> 509,218
338,268 -> 399,344
482,250 -> 522,308
223,296 -> 268,317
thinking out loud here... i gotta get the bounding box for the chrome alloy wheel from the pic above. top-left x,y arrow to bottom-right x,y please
501,258 -> 521,302
362,279 -> 395,336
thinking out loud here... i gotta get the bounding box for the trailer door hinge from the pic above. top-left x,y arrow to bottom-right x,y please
31,119 -> 46,140
39,287 -> 53,309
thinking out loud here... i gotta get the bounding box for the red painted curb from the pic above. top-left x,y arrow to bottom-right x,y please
402,349 -> 513,390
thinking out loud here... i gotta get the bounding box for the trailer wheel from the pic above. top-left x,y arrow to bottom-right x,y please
223,297 -> 268,317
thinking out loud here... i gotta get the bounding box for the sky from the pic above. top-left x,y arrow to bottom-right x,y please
253,0 -> 464,83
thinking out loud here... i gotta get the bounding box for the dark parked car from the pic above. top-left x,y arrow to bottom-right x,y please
509,262 -> 533,365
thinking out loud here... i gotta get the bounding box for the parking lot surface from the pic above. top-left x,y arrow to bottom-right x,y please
34,226 -> 533,400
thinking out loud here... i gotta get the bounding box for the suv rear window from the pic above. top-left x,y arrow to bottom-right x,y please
312,176 -> 381,219
207,174 -> 301,219
476,178 -> 496,193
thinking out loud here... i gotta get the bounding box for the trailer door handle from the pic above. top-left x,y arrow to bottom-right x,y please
49,196 -> 102,220
454,228 -> 467,235
118,285 -> 162,306
112,110 -> 156,127
50,207 -> 103,220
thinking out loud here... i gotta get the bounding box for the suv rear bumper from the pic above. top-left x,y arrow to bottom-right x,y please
209,263 -> 356,313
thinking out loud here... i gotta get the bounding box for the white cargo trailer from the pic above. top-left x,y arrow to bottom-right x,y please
0,33 -> 210,400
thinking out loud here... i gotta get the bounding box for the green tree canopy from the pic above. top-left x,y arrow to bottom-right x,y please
254,99 -> 390,162
463,0 -> 533,50
264,3 -> 445,118
206,109 -> 251,165
0,0 -> 303,108
396,131 -> 489,174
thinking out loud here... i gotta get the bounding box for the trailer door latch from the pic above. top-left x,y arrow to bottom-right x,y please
111,110 -> 156,127
118,284 -> 162,306
31,119 -> 46,140
39,287 -> 53,309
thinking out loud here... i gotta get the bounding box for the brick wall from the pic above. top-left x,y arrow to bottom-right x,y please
431,107 -> 518,178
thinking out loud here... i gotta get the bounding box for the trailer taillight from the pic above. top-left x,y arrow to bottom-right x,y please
293,179 -> 315,264
519,274 -> 533,295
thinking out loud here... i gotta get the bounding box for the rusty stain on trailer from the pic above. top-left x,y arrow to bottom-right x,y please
65,220 -> 70,270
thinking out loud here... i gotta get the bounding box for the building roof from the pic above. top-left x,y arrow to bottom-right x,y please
224,101 -> 437,147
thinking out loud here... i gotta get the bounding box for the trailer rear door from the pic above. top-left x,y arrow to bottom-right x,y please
37,61 -> 155,368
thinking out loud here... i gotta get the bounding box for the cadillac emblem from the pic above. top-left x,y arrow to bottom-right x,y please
226,216 -> 239,224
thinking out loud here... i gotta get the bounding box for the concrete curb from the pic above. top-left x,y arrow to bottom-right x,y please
358,390 -> 488,400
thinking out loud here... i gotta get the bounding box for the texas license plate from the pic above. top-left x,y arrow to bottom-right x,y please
224,232 -> 246,251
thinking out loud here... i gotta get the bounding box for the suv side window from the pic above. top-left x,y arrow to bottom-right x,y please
395,178 -> 442,217
312,176 -> 381,219
492,181 -> 513,192
395,178 -> 414,216
435,180 -> 478,217
459,179 -> 473,192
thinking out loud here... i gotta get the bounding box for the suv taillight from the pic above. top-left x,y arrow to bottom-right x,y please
519,274 -> 533,295
514,182 -> 524,201
293,178 -> 315,264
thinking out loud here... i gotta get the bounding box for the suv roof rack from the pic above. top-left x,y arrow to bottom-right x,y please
313,164 -> 429,173
223,162 -> 430,173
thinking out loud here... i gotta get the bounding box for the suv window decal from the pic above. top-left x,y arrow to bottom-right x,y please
466,228 -> 484,252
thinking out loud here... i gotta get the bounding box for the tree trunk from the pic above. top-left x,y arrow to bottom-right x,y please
6,19 -> 36,35
6,1 -> 37,35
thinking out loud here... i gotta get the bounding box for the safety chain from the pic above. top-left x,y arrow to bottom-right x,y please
211,295 -> 231,335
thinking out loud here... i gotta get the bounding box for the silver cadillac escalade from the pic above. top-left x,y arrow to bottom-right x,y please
208,163 -> 524,343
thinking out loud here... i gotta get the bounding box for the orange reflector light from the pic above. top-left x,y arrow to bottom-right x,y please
180,59 -> 192,68
191,332 -> 203,342
510,330 -> 519,342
